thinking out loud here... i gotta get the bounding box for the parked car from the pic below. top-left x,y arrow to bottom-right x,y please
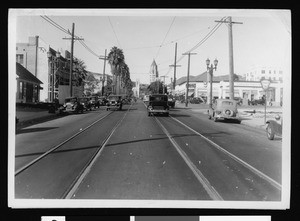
167,96 -> 175,108
59,97 -> 84,114
266,114 -> 282,140
208,99 -> 241,123
249,98 -> 265,105
147,94 -> 169,116
190,97 -> 203,104
78,97 -> 90,111
106,95 -> 123,111
234,97 -> 243,106
88,96 -> 100,109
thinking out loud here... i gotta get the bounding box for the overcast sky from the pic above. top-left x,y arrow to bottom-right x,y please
11,9 -> 291,84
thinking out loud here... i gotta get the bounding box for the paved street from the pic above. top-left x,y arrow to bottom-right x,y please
15,100 -> 281,201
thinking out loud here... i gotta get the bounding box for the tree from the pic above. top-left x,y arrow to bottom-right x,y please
73,58 -> 87,86
108,46 -> 125,94
147,81 -> 167,94
84,73 -> 100,96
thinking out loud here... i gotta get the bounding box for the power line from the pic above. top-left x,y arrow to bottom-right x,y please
163,17 -> 227,77
155,16 -> 176,59
108,16 -> 122,48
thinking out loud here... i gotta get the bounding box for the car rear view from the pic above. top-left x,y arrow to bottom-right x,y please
147,94 -> 169,116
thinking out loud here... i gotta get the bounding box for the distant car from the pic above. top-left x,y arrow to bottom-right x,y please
234,97 -> 243,106
60,97 -> 84,114
190,97 -> 203,104
208,99 -> 241,123
249,98 -> 265,105
147,94 -> 169,116
78,97 -> 89,111
106,95 -> 123,111
167,96 -> 175,108
266,115 -> 282,140
88,96 -> 100,109
143,95 -> 150,105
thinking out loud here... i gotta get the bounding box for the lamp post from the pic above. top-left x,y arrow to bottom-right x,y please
47,50 -> 61,102
206,58 -> 218,109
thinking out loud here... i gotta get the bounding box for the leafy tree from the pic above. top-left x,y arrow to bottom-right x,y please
73,58 -> 87,86
147,81 -> 167,94
84,73 -> 100,96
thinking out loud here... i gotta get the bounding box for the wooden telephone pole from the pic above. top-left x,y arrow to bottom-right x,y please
169,42 -> 181,92
215,17 -> 242,99
182,52 -> 197,107
63,23 -> 84,97
99,49 -> 108,96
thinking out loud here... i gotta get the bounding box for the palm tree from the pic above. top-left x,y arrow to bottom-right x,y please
108,46 -> 125,94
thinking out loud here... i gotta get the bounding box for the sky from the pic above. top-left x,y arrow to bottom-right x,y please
11,9 -> 291,84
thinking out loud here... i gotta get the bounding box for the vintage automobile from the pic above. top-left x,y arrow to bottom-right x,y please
143,95 -> 150,106
87,96 -> 100,110
106,95 -> 123,111
167,96 -> 176,108
147,94 -> 169,116
59,97 -> 85,114
190,97 -> 203,104
208,99 -> 241,123
266,114 -> 282,140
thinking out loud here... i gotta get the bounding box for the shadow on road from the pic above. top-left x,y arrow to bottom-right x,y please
16,127 -> 59,135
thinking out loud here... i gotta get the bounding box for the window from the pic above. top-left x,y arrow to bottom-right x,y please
274,70 -> 276,74
16,54 -> 24,65
269,70 -> 271,74
261,70 -> 265,74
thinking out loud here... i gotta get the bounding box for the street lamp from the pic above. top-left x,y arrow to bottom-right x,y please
206,58 -> 218,109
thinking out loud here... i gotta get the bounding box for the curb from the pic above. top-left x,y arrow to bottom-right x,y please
16,113 -> 60,131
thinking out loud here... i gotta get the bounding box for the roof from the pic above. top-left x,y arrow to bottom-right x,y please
16,62 -> 43,84
176,72 -> 244,85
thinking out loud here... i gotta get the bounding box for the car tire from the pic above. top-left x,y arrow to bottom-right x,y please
236,120 -> 241,124
148,112 -> 151,116
213,117 -> 218,122
266,124 -> 275,140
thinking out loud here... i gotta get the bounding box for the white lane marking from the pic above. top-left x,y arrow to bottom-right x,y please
170,115 -> 282,191
64,104 -> 133,199
155,117 -> 223,201
15,112 -> 113,176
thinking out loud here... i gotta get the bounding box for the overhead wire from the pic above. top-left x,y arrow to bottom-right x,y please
154,16 -> 176,60
163,16 -> 228,77
108,16 -> 122,48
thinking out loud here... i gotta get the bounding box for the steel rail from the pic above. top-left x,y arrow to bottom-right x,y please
155,117 -> 224,200
63,104 -> 133,199
15,112 -> 113,176
169,115 -> 282,191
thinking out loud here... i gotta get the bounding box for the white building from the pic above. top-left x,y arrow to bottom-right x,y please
175,72 -> 283,106
245,66 -> 283,82
149,60 -> 158,83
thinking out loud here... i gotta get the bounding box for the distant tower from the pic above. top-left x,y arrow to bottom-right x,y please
149,59 -> 159,83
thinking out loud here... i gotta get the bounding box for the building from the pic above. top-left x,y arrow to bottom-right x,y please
16,36 -> 49,102
175,72 -> 283,106
149,60 -> 158,83
245,66 -> 283,82
132,79 -> 140,98
16,62 -> 43,103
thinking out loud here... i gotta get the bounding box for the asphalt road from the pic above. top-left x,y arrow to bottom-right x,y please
14,100 -> 281,201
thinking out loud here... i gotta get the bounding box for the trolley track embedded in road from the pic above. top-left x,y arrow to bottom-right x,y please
15,111 -> 114,176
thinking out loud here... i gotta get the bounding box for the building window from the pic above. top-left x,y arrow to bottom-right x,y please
269,70 -> 271,74
261,70 -> 265,74
279,77 -> 283,81
16,54 -> 24,65
19,81 -> 23,99
274,70 -> 276,74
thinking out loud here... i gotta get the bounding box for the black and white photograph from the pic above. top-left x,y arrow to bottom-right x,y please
8,9 -> 291,209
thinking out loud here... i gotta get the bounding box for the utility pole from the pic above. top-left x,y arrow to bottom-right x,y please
63,23 -> 84,97
99,49 -> 108,96
169,42 -> 181,93
215,16 -> 242,99
182,52 -> 197,107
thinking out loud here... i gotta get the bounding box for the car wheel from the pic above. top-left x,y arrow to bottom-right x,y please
165,113 -> 169,117
208,115 -> 212,120
236,119 -> 241,124
213,117 -> 218,122
148,112 -> 151,116
266,124 -> 275,140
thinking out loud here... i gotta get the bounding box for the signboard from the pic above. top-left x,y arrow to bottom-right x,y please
260,79 -> 271,90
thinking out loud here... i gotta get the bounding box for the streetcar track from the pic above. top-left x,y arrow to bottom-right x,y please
143,102 -> 281,196
15,111 -> 113,176
169,115 -> 282,191
155,117 -> 224,200
63,104 -> 133,199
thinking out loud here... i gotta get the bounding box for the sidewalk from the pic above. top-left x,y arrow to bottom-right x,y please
16,107 -> 58,129
174,102 -> 282,131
